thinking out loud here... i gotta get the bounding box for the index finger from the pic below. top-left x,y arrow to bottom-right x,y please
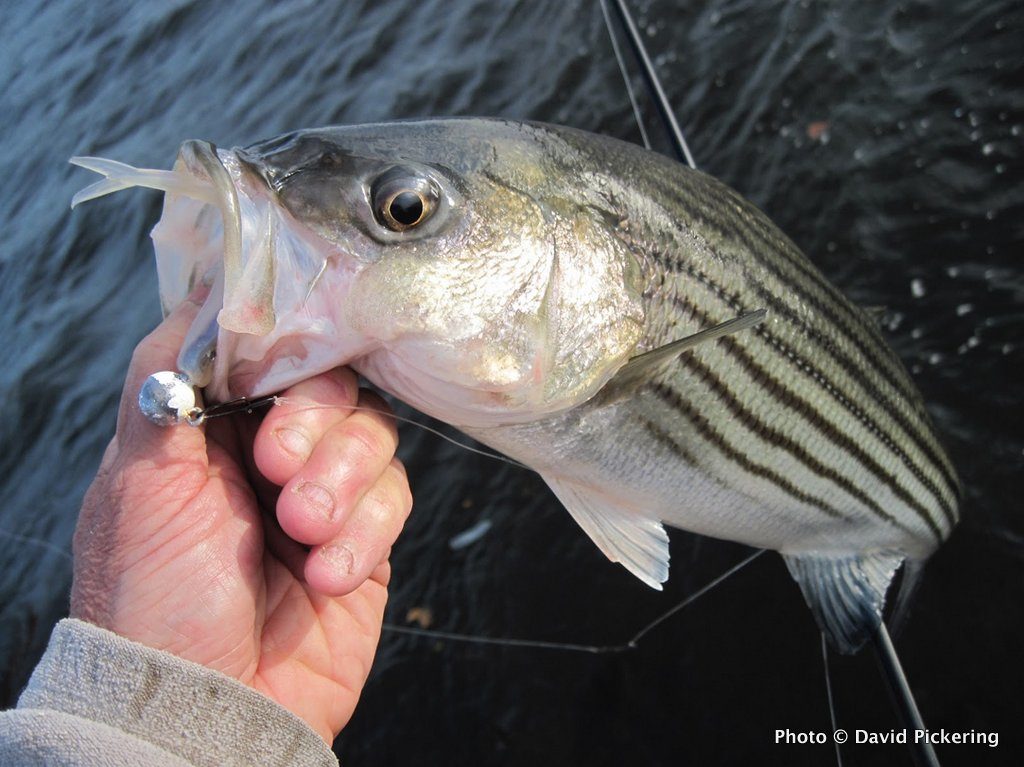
252,368 -> 360,487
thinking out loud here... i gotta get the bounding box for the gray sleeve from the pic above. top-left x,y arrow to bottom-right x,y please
0,618 -> 339,767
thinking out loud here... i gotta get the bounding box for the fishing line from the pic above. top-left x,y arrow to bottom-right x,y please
0,523 -> 766,660
0,529 -> 72,562
821,633 -> 844,767
599,0 -> 652,151
621,548 -> 764,646
380,625 -> 617,654
268,398 -> 532,471
600,0 -> 697,169
381,549 -> 765,653
0,400 -> 529,563
595,11 -> 936,766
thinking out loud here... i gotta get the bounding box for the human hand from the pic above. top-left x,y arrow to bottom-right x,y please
70,295 -> 412,742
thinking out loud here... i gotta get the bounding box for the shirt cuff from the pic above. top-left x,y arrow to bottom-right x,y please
16,618 -> 337,767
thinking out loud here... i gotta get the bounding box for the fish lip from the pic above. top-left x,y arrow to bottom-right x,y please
223,333 -> 376,401
178,140 -> 244,289
177,139 -> 241,219
172,140 -> 246,386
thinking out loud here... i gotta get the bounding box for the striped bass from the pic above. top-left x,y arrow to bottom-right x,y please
70,117 -> 959,653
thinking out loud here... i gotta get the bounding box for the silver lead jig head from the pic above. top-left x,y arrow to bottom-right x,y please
138,371 -> 201,426
138,371 -> 277,427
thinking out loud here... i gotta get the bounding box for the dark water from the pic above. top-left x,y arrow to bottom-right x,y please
1,1 -> 1021,765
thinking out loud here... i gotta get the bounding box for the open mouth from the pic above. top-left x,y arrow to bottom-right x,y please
72,140 -> 248,388
72,140 -> 371,404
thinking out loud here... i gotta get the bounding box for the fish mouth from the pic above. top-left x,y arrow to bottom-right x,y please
71,140 -> 371,402
159,138 -> 287,392
71,141 -> 247,388
168,140 -> 246,387
135,137 -> 280,392
150,141 -> 371,402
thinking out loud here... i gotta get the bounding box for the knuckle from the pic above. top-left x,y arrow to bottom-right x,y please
361,490 -> 395,526
355,469 -> 411,528
129,332 -> 175,372
126,346 -> 153,384
341,419 -> 393,464
314,367 -> 358,406
384,460 -> 414,515
356,391 -> 398,435
391,457 -> 408,477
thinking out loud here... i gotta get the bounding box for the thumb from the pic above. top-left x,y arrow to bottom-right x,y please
115,290 -> 208,460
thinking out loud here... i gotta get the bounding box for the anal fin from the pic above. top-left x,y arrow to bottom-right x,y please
783,550 -> 904,654
542,474 -> 669,590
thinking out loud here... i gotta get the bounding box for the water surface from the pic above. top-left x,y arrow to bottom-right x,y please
0,1 -> 1021,764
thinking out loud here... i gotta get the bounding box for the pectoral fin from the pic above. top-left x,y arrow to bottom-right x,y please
598,309 -> 766,403
542,473 -> 670,589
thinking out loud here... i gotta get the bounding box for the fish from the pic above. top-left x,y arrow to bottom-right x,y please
70,117 -> 959,655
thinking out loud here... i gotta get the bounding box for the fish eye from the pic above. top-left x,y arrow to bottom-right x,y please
371,167 -> 439,232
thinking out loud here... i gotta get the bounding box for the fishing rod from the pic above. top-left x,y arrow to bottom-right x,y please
599,0 -> 696,168
598,2 -> 940,765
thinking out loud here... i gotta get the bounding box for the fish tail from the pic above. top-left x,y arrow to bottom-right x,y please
787,552 -> 940,764
783,550 -> 902,654
886,558 -> 926,641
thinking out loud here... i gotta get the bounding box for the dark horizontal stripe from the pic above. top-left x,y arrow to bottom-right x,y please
682,182 -> 959,497
650,173 -> 924,405
718,199 -> 959,470
645,287 -> 946,541
744,273 -> 961,506
646,381 -> 847,520
653,248 -> 959,523
638,416 -> 699,466
646,171 -> 933,417
678,348 -> 907,531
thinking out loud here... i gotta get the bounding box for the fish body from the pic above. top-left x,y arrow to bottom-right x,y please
463,124 -> 959,553
71,118 -> 959,651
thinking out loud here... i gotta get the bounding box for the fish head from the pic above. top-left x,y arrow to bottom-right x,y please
156,120 -> 645,426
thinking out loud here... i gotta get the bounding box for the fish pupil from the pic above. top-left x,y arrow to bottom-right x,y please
389,191 -> 424,227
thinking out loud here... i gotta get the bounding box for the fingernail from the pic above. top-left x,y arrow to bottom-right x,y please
295,481 -> 336,520
275,427 -> 312,459
320,543 -> 355,575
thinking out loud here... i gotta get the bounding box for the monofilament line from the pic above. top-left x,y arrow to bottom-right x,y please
0,529 -> 73,562
600,0 -> 698,169
270,398 -> 531,471
382,548 -> 765,653
620,548 -> 765,647
599,0 -> 652,152
821,633 -> 844,767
